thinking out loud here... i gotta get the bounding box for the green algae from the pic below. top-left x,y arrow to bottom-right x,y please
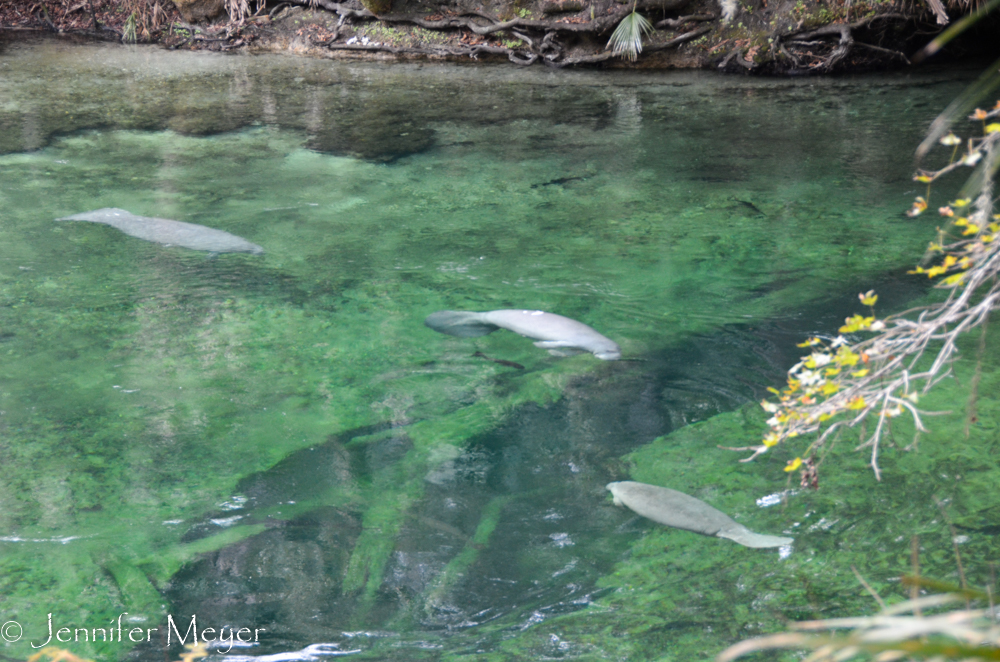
0,38 -> 993,662
486,320 -> 1000,662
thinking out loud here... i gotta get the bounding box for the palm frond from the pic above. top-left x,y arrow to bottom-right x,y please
607,11 -> 654,61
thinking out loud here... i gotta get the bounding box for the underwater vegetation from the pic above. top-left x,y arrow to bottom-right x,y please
1,40 -> 997,662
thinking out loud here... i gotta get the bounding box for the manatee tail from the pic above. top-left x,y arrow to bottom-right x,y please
424,310 -> 499,338
719,527 -> 793,549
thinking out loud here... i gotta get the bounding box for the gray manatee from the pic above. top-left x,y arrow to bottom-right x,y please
607,481 -> 793,548
424,309 -> 621,360
56,208 -> 264,255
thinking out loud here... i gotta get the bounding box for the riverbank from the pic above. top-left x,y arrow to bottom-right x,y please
2,0 -> 986,71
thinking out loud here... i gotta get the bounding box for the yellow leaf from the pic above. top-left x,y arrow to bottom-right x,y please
784,457 -> 803,472
797,337 -> 821,347
818,412 -> 834,421
942,272 -> 966,286
825,367 -> 841,376
858,290 -> 877,306
913,174 -> 933,183
839,314 -> 874,333
962,224 -> 980,235
986,123 -> 1000,134
821,381 -> 839,395
851,369 -> 869,377
767,386 -> 781,395
906,197 -> 928,218
836,346 -> 860,367
762,432 -> 779,448
847,396 -> 866,410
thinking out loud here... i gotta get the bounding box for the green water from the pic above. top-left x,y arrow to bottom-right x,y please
0,34 -> 996,661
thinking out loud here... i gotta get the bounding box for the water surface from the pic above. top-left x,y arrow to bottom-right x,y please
0,35 -> 996,662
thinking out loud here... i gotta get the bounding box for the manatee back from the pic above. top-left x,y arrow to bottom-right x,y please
110,214 -> 263,254
483,310 -> 621,359
483,310 -> 592,341
57,208 -> 264,254
424,310 -> 498,337
607,481 -> 735,537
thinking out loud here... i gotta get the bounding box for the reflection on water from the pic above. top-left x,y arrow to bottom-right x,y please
0,34 -> 993,662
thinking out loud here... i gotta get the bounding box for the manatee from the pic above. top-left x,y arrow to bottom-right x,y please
424,309 -> 621,360
606,481 -> 793,548
56,208 -> 264,255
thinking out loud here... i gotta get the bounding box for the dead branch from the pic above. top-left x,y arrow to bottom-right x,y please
654,12 -> 715,28
744,123 -> 1000,479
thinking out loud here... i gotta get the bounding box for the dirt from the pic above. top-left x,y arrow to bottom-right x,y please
0,0 -> 967,71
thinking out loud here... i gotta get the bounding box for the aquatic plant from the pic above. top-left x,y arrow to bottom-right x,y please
740,100 -> 1000,481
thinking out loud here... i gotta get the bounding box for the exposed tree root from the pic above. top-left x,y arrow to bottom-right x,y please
719,12 -> 913,73
280,0 -> 707,65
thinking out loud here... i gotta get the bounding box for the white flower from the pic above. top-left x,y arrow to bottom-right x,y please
798,369 -> 823,386
809,352 -> 832,367
963,151 -> 983,166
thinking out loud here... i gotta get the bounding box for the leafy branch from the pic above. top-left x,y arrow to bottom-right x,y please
731,101 -> 1000,481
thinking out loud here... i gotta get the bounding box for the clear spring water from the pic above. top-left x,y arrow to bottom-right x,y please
0,35 -> 996,661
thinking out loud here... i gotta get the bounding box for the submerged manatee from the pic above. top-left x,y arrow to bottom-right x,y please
56,208 -> 264,255
424,309 -> 621,360
606,481 -> 793,548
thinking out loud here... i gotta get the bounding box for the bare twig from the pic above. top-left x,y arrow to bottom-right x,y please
745,107 -> 1000,480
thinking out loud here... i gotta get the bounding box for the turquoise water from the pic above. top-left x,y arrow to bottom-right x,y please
0,35 -> 996,661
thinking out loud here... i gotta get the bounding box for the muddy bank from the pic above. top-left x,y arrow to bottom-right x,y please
3,0 -> 993,72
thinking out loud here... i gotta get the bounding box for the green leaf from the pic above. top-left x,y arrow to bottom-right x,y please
607,11 -> 654,61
